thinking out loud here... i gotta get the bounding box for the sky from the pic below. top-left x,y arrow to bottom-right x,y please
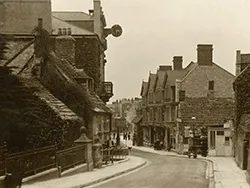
52,0 -> 250,102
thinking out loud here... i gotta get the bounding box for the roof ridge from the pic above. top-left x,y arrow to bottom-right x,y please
180,63 -> 198,82
212,63 -> 235,77
52,16 -> 95,35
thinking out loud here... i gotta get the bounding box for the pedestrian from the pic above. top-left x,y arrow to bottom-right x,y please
124,132 -> 127,140
113,132 -> 115,139
128,132 -> 131,140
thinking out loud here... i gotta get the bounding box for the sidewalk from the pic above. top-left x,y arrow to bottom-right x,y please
209,157 -> 250,188
22,156 -> 147,188
126,140 -> 250,188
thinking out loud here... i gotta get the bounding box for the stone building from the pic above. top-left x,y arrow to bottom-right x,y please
0,0 -> 121,169
234,50 -> 250,170
176,45 -> 235,155
108,98 -> 141,134
138,44 -> 235,155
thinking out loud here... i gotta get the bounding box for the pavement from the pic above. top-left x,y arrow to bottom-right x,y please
22,156 -> 147,188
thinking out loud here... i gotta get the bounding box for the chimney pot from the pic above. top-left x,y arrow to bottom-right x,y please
197,44 -> 213,66
173,56 -> 183,70
58,28 -> 62,35
62,28 -> 67,35
38,18 -> 43,29
67,28 -> 72,35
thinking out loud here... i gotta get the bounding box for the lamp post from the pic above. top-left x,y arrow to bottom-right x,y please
190,117 -> 196,147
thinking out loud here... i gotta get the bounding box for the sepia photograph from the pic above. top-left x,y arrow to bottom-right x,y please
0,0 -> 250,187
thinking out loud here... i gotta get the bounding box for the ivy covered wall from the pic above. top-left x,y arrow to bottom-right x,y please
0,67 -> 80,153
234,66 -> 250,128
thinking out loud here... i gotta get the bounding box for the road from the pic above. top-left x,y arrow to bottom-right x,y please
90,150 -> 208,188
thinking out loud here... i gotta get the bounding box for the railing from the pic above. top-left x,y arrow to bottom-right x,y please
0,144 -> 7,176
112,148 -> 128,161
102,147 -> 113,164
56,145 -> 86,172
6,145 -> 57,178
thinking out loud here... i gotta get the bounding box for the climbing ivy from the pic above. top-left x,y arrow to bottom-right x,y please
234,66 -> 250,128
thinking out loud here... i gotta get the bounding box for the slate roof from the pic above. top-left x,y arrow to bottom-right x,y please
21,79 -> 81,121
48,53 -> 111,114
179,97 -> 234,125
0,40 -> 33,66
88,92 -> 112,113
52,16 -> 95,35
2,39 -> 82,122
163,62 -> 196,87
140,82 -> 148,96
52,12 -> 92,21
148,74 -> 157,91
156,70 -> 167,88
54,56 -> 89,79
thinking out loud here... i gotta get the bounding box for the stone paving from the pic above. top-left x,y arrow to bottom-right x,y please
22,156 -> 147,188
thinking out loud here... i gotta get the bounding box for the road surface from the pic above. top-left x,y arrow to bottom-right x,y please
91,150 -> 208,188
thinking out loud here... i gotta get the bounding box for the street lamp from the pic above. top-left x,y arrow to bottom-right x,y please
190,117 -> 196,147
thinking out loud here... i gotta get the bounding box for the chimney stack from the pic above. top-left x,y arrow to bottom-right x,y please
235,50 -> 241,76
93,0 -> 102,38
38,18 -> 43,29
55,28 -> 76,66
159,65 -> 172,71
197,44 -> 213,66
173,56 -> 183,70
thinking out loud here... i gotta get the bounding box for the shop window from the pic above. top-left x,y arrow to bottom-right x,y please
217,131 -> 224,136
210,131 -> 215,149
225,137 -> 230,146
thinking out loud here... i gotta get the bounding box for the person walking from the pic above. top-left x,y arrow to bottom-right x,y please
128,132 -> 131,140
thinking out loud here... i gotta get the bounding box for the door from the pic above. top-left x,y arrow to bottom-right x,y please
216,130 -> 225,156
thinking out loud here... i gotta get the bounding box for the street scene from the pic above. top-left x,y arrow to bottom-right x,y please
0,0 -> 250,188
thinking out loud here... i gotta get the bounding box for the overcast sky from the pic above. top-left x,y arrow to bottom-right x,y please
52,0 -> 250,102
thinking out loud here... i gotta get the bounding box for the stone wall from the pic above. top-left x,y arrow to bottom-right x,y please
0,0 -> 52,34
182,64 -> 235,98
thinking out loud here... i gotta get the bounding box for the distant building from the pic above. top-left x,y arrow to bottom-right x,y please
138,44 -> 235,156
108,98 -> 141,134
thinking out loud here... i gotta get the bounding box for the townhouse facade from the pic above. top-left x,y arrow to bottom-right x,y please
0,0 -> 122,169
138,44 -> 235,156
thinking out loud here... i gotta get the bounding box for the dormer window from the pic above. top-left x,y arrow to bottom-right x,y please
208,80 -> 214,91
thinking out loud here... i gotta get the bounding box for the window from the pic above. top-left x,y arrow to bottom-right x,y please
183,137 -> 189,144
210,131 -> 215,149
208,80 -> 214,90
179,90 -> 185,101
225,137 -> 230,146
217,131 -> 224,136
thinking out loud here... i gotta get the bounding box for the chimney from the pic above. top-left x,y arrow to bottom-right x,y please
93,0 -> 102,38
197,44 -> 213,66
159,65 -> 172,71
235,50 -> 241,76
38,18 -> 43,29
55,28 -> 76,66
173,56 -> 183,70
